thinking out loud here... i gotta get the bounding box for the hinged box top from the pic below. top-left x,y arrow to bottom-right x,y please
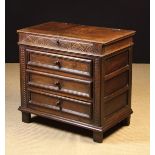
17,21 -> 135,45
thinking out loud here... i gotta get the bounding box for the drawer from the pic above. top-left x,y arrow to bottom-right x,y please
27,70 -> 92,99
27,49 -> 92,77
27,89 -> 92,121
19,33 -> 98,55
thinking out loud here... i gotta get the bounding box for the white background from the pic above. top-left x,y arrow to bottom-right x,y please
0,0 -> 5,154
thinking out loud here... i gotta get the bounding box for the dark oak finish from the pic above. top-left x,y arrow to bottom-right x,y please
27,48 -> 93,77
27,69 -> 93,100
93,131 -> 103,143
122,116 -> 131,126
22,112 -> 31,123
28,89 -> 92,120
17,21 -> 135,143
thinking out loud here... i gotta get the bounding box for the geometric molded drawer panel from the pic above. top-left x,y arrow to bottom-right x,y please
27,69 -> 93,99
28,89 -> 92,123
27,48 -> 93,77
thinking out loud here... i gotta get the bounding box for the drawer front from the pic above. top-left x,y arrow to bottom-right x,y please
27,89 -> 92,122
27,70 -> 92,99
19,33 -> 99,55
27,49 -> 92,77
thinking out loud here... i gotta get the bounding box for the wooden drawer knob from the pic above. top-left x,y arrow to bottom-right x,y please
56,40 -> 60,46
55,100 -> 61,106
55,99 -> 62,110
54,81 -> 61,89
54,60 -> 61,68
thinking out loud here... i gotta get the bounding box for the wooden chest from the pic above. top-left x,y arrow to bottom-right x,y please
17,22 -> 135,142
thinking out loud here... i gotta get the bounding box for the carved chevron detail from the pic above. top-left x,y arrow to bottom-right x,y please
19,33 -> 101,54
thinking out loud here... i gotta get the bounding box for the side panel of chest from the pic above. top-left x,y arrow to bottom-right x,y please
101,48 -> 133,128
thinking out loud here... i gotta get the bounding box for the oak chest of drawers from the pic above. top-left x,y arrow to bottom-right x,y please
17,22 -> 135,143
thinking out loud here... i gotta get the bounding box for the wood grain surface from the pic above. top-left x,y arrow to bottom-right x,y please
17,21 -> 135,44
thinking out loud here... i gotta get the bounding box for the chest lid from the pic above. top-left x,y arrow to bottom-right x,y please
17,22 -> 135,56
17,21 -> 135,45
